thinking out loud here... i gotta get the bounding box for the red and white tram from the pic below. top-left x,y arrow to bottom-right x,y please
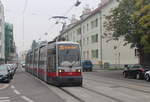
25,41 -> 82,86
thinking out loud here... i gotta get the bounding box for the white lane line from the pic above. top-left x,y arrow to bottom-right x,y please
21,96 -> 34,102
0,97 -> 9,100
0,100 -> 10,102
11,85 -> 15,89
14,89 -> 21,95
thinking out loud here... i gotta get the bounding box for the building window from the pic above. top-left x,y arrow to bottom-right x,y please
87,37 -> 89,45
87,23 -> 89,31
91,18 -> 98,29
83,38 -> 85,46
79,40 -> 82,47
77,28 -> 81,35
83,51 -> 86,59
77,40 -> 82,46
83,25 -> 85,33
87,51 -> 89,59
66,35 -> 69,41
91,21 -> 94,29
91,49 -> 98,59
95,19 -> 98,27
91,34 -> 98,43
73,36 -> 75,42
70,33 -> 73,40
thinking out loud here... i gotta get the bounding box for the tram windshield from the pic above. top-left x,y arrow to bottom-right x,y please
58,44 -> 80,67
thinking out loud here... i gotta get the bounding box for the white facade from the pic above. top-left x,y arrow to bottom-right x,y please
0,1 -> 5,60
59,0 -> 138,66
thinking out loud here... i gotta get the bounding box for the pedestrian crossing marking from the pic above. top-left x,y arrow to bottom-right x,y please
0,84 -> 9,90
0,97 -> 10,102
0,100 -> 10,102
0,97 -> 9,100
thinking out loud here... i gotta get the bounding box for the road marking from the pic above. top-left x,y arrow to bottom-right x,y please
21,96 -> 34,102
14,89 -> 21,95
11,85 -> 15,89
0,97 -> 10,102
0,100 -> 10,102
11,85 -> 34,102
0,97 -> 9,100
0,84 -> 9,90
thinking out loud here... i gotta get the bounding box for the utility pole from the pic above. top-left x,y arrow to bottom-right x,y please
22,0 -> 28,50
100,10 -> 103,69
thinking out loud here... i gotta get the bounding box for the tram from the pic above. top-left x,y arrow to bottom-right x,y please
25,41 -> 82,86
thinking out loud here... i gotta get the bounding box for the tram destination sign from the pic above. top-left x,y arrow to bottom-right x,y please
59,45 -> 78,50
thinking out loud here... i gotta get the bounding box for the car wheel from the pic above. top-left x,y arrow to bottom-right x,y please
5,78 -> 10,83
123,72 -> 127,78
145,74 -> 150,82
136,73 -> 141,80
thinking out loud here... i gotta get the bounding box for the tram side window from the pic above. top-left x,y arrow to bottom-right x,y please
47,48 -> 56,72
39,47 -> 47,69
39,50 -> 44,68
29,54 -> 32,69
31,54 -> 33,67
34,50 -> 38,68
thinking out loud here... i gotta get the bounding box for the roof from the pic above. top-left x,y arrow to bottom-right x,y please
60,0 -> 113,36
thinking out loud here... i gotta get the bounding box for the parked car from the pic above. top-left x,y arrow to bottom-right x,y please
7,64 -> 15,79
22,63 -> 25,68
0,65 -> 11,83
82,60 -> 93,72
145,71 -> 150,82
123,64 -> 150,80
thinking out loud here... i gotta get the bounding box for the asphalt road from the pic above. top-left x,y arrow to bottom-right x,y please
0,68 -> 65,102
90,69 -> 150,86
1,67 -> 150,102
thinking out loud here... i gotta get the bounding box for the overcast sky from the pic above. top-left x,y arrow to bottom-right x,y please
1,0 -> 100,53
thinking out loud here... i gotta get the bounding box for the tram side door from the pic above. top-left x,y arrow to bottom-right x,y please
47,53 -> 56,83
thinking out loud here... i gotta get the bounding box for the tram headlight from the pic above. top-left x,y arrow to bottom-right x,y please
58,69 -> 65,73
76,69 -> 81,72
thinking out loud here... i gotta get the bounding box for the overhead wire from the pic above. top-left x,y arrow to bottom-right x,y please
48,0 -> 81,41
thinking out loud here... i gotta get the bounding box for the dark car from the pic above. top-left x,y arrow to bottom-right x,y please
22,63 -> 26,68
82,60 -> 93,72
7,64 -> 16,79
0,65 -> 11,83
123,64 -> 150,80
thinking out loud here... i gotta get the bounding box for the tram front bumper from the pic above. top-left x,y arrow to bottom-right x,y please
56,76 -> 82,85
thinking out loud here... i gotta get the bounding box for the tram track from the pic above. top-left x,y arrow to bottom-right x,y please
81,86 -> 123,102
59,87 -> 85,102
84,77 -> 150,94
59,86 -> 123,102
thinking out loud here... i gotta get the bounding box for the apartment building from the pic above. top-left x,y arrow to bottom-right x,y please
0,1 -> 5,62
59,0 -> 139,67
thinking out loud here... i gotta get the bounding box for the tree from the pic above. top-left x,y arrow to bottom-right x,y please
104,0 -> 150,55
133,0 -> 150,53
